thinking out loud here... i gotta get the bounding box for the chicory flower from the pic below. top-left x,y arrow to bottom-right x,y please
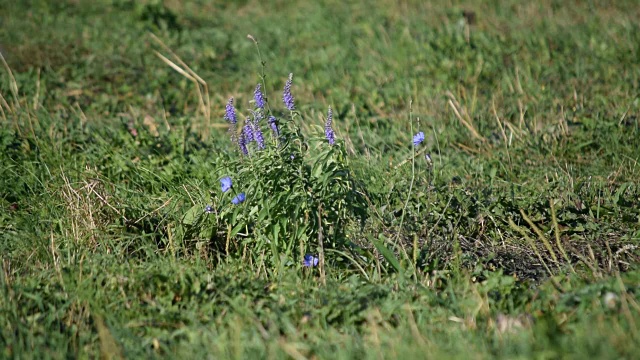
231,193 -> 246,205
413,131 -> 425,146
220,177 -> 232,193
303,254 -> 319,267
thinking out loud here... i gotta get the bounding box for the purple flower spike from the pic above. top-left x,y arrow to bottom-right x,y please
413,131 -> 425,146
252,117 -> 265,150
283,73 -> 295,111
238,133 -> 249,155
220,176 -> 232,193
268,115 -> 279,136
224,98 -> 237,125
303,254 -> 319,267
243,118 -> 254,144
231,192 -> 246,205
325,106 -> 335,145
254,84 -> 265,109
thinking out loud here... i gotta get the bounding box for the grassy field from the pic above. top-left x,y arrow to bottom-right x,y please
1,0 -> 640,358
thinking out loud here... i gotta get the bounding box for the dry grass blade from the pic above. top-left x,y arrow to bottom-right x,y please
519,209 -> 559,264
33,67 -> 40,110
0,94 -> 7,122
566,243 -> 603,279
317,205 -> 326,286
277,338 -> 308,360
0,51 -> 20,109
446,91 -> 485,142
393,146 -> 429,169
405,304 -> 429,347
508,218 -> 564,292
491,99 -> 508,143
550,199 -> 576,274
94,314 -> 124,360
149,32 -> 207,85
616,273 -> 639,340
149,32 -> 211,134
154,51 -> 197,83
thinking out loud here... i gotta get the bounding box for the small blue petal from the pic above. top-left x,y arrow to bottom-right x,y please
303,254 -> 319,267
231,192 -> 246,205
413,131 -> 425,146
204,205 -> 214,214
220,176 -> 233,193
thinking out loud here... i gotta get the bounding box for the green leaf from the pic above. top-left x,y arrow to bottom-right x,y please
272,222 -> 280,246
199,224 -> 214,239
370,235 -> 402,274
257,203 -> 270,223
313,164 -> 324,178
182,205 -> 201,225
613,182 -> 633,204
231,223 -> 245,237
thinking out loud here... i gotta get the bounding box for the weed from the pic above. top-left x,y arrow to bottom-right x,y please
1,1 -> 639,358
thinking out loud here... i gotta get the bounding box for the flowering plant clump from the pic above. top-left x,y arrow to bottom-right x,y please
190,53 -> 367,268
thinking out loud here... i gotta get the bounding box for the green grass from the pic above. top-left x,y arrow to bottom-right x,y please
1,0 -> 639,358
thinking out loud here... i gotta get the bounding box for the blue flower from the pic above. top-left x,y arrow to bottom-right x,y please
283,73 -> 295,111
231,193 -> 246,205
303,254 -> 319,267
224,98 -> 237,125
254,83 -> 265,109
204,205 -> 214,214
325,106 -> 335,145
413,131 -> 425,146
268,115 -> 279,136
220,176 -> 232,193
